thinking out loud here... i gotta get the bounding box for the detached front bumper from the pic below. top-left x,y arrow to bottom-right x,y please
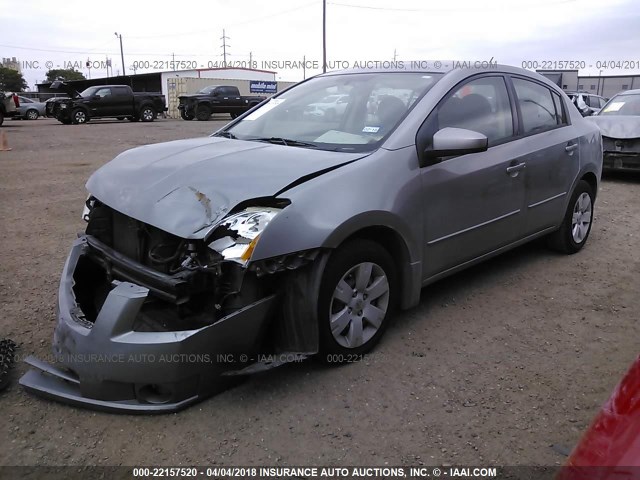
20,237 -> 276,413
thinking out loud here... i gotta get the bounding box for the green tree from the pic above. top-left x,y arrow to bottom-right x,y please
45,68 -> 86,82
0,67 -> 27,92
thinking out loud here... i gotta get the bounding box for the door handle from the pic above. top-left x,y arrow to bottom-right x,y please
565,143 -> 578,152
506,162 -> 526,176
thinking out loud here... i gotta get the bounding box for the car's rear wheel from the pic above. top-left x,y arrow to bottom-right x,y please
71,108 -> 88,124
140,106 -> 156,122
230,113 -> 238,119
26,109 -> 39,120
196,105 -> 211,121
547,180 -> 594,254
116,116 -> 125,121
317,239 -> 397,358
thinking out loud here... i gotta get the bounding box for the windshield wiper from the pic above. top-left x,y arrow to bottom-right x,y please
214,131 -> 237,139
249,137 -> 319,148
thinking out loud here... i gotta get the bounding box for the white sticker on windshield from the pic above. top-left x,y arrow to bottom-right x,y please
244,98 -> 285,121
362,126 -> 380,133
603,102 -> 624,113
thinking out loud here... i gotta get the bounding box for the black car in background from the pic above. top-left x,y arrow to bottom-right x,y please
48,81 -> 167,124
178,85 -> 265,121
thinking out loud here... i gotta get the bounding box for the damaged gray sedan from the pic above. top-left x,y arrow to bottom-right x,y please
21,65 -> 602,413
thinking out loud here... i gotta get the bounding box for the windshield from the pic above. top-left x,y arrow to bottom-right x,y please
599,93 -> 640,116
197,86 -> 219,94
224,72 -> 443,152
79,87 -> 100,98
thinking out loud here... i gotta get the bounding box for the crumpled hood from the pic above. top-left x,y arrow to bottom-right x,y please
586,115 -> 640,139
86,137 -> 366,239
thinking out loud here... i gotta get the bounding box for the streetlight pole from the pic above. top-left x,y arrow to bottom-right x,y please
322,0 -> 326,73
114,32 -> 125,76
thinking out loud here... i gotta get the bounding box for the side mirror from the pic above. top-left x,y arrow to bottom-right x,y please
421,127 -> 488,166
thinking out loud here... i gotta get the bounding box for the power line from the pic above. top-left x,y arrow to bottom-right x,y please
127,1 -> 317,39
220,29 -> 230,67
328,0 -> 578,11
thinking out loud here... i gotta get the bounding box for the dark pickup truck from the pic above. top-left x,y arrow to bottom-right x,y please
48,81 -> 167,124
178,85 -> 265,121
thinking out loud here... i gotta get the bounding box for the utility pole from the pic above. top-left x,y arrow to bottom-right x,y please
322,0 -> 327,73
220,29 -> 230,67
249,51 -> 253,69
172,52 -> 176,70
114,32 -> 125,76
303,55 -> 306,79
393,49 -> 397,61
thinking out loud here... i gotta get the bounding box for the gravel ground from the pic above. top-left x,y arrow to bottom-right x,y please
0,117 -> 638,467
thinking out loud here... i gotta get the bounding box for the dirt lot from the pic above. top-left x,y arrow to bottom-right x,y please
0,117 -> 638,467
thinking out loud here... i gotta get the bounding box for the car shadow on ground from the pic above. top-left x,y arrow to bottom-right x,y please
222,238 -> 556,396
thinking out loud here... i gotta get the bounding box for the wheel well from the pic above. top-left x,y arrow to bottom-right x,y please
581,172 -> 598,199
340,225 -> 411,298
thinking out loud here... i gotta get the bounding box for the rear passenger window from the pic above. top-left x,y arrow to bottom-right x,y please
512,78 -> 558,133
437,76 -> 513,146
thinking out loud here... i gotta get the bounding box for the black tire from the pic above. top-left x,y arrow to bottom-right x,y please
116,116 -> 125,121
547,180 -> 595,254
317,239 -> 397,359
230,112 -> 238,119
71,108 -> 88,124
180,110 -> 194,121
26,109 -> 39,120
139,105 -> 156,122
60,118 -> 72,125
196,105 -> 211,121
0,339 -> 17,392
0,110 -> 4,127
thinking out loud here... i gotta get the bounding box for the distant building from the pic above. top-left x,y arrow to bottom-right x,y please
1,57 -> 21,73
537,69 -> 640,98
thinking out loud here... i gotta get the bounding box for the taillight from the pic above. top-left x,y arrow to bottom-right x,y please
13,95 -> 19,107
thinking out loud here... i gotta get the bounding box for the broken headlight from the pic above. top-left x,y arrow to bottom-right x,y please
82,194 -> 95,222
207,207 -> 281,264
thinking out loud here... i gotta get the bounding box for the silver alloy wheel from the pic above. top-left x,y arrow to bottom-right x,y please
142,108 -> 154,121
571,192 -> 592,244
74,111 -> 86,123
26,109 -> 38,120
329,262 -> 390,348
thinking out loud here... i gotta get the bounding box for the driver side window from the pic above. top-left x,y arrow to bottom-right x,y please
437,76 -> 514,145
95,88 -> 112,98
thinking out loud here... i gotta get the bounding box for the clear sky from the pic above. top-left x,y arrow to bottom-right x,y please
2,0 -> 639,89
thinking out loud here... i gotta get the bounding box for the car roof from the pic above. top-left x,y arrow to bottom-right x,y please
618,89 -> 640,95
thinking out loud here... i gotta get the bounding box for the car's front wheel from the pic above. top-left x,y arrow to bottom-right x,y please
71,108 -> 88,124
26,109 -> 39,120
547,180 -> 595,254
318,240 -> 397,358
196,105 -> 211,121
